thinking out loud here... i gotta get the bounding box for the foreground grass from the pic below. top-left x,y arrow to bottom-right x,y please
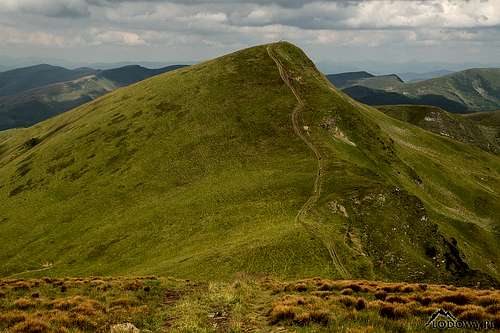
1,276 -> 499,332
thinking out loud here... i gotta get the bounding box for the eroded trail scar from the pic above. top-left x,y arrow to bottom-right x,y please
266,45 -> 349,278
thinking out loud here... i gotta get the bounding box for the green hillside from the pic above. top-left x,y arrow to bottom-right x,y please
354,74 -> 403,90
463,109 -> 500,128
329,68 -> 500,112
0,42 -> 499,287
0,65 -> 96,97
325,71 -> 374,89
397,69 -> 500,111
0,65 -> 186,130
378,105 -> 500,154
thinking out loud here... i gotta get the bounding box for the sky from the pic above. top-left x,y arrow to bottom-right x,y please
0,0 -> 499,73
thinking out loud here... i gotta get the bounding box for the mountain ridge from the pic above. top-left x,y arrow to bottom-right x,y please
0,64 -> 187,130
328,68 -> 500,112
0,42 -> 498,287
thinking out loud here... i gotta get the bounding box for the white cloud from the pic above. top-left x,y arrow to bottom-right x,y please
0,25 -> 65,46
89,30 -> 147,46
0,0 -> 499,65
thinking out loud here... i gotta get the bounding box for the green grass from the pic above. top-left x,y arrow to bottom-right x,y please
393,69 -> 500,111
377,105 -> 499,154
0,42 -> 498,287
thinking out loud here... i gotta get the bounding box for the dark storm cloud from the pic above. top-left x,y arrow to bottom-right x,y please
2,0 -> 91,18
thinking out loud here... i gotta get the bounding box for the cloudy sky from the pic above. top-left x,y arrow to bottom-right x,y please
0,0 -> 499,72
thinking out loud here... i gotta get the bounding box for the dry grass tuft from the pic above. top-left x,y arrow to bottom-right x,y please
269,304 -> 297,323
355,298 -> 367,311
14,297 -> 35,309
486,303 -> 500,315
379,303 -> 409,319
341,288 -> 353,295
385,295 -> 409,304
476,295 -> 499,307
434,293 -> 471,305
0,310 -> 27,325
458,307 -> 489,321
374,291 -> 387,300
337,295 -> 357,308
11,317 -> 49,333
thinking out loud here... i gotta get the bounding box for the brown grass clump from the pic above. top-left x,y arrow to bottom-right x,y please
418,296 -> 432,306
414,305 -> 440,316
381,284 -> 403,293
379,304 -> 409,319
308,310 -> 330,324
46,310 -> 73,327
355,298 -> 367,311
286,282 -> 308,292
385,295 -> 409,304
367,300 -> 385,311
72,299 -> 103,316
401,286 -> 414,293
12,281 -> 32,290
343,283 -> 362,292
125,280 -> 143,291
269,304 -> 298,324
341,288 -> 353,295
434,293 -> 471,305
0,310 -> 27,325
458,307 -> 489,321
439,302 -> 457,312
486,303 -> 500,315
374,291 -> 387,300
11,317 -> 49,333
453,304 -> 486,316
417,284 -> 428,291
14,297 -> 35,309
281,295 -> 307,306
317,281 -> 335,291
69,313 -> 98,330
493,315 -> 500,329
337,295 -> 357,308
476,295 -> 499,307
50,296 -> 84,310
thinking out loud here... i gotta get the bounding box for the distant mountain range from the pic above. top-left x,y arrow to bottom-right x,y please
327,68 -> 500,113
397,70 -> 454,82
0,64 -> 187,130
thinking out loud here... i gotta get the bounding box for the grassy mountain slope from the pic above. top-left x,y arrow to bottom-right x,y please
378,105 -> 499,154
463,109 -> 500,128
341,86 -> 469,113
0,65 -> 96,97
0,42 -> 499,287
325,71 -> 374,89
326,72 -> 402,90
397,69 -> 500,111
330,68 -> 500,112
353,74 -> 403,90
98,65 -> 187,86
0,65 -> 186,130
398,70 -> 454,82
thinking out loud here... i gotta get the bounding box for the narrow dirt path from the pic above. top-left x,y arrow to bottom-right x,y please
266,45 -> 349,278
6,266 -> 54,279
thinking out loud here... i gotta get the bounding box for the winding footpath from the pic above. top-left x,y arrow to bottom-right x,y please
267,45 -> 349,278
